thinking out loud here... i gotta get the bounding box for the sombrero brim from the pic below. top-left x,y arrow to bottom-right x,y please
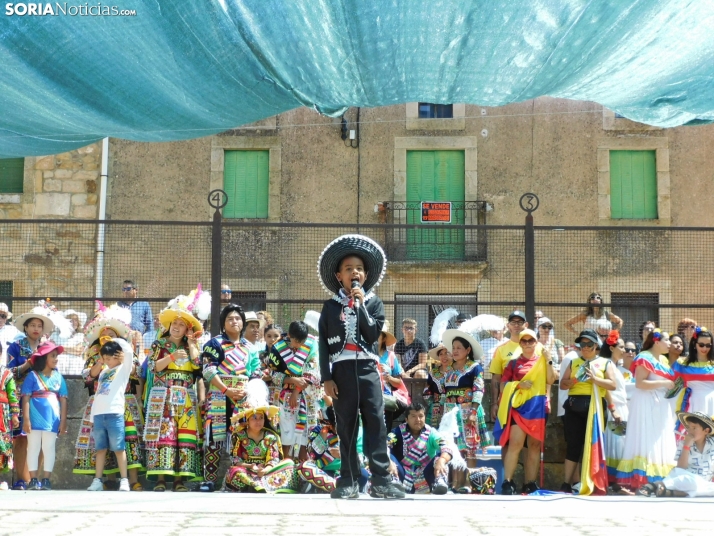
317,234 -> 386,296
381,331 -> 397,347
442,329 -> 484,361
159,308 -> 203,334
12,312 -> 54,335
84,318 -> 130,346
231,405 -> 280,424
677,411 -> 714,436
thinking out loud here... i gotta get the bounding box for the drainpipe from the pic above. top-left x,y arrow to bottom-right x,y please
95,137 -> 109,299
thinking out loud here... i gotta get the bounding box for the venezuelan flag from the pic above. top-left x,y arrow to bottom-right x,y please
493,355 -> 547,446
580,385 -> 608,495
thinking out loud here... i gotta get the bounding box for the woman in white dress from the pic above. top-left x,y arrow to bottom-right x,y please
672,328 -> 714,417
616,330 -> 676,490
564,292 -> 623,335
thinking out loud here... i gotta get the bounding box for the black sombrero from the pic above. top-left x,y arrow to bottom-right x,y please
317,234 -> 387,296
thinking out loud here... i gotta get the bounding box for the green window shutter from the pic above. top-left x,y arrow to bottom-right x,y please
223,150 -> 269,219
610,150 -> 657,219
0,281 -> 12,311
406,150 -> 465,260
0,158 -> 24,193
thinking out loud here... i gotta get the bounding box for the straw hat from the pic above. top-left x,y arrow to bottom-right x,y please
441,329 -> 483,361
159,285 -> 211,335
84,302 -> 131,345
13,301 -> 58,335
678,411 -> 714,436
381,320 -> 397,347
427,344 -> 450,362
231,379 -> 279,424
317,234 -> 386,296
303,310 -> 320,333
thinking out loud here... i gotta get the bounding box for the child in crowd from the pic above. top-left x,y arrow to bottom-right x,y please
20,342 -> 68,490
87,339 -> 134,492
0,343 -> 19,490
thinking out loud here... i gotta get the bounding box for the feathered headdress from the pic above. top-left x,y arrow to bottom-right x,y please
437,407 -> 468,470
303,310 -> 320,333
84,301 -> 132,345
457,314 -> 505,337
159,284 -> 211,336
230,379 -> 279,425
430,308 -> 458,346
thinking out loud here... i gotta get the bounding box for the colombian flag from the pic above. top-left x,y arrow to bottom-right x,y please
579,385 -> 608,495
672,359 -> 714,417
493,354 -> 547,446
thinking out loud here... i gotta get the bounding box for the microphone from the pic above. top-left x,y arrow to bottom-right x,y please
351,280 -> 361,308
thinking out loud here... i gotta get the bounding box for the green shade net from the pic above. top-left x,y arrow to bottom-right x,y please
0,0 -> 712,157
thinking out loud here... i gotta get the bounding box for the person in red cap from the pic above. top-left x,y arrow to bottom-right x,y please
20,341 -> 68,490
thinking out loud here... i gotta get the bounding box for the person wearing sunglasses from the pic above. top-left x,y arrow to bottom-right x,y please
497,330 -> 556,495
672,328 -> 714,418
117,280 -> 153,335
616,329 -> 676,491
220,284 -> 233,306
559,329 -> 617,494
564,293 -> 623,335
536,316 -> 564,365
0,303 -> 20,366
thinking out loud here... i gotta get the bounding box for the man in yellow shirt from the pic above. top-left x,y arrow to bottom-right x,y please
489,311 -> 547,421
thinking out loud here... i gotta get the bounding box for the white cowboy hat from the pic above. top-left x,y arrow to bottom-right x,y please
441,329 -> 484,361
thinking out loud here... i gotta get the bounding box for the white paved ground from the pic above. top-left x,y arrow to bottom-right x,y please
1,491 -> 710,536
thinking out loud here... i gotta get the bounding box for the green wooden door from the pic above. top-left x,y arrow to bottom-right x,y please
406,150 -> 465,260
223,150 -> 270,219
610,150 -> 657,219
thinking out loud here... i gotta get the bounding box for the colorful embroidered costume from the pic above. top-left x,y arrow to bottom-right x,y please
73,341 -> 145,475
143,338 -> 202,481
443,360 -> 490,457
0,367 -> 18,472
201,333 -> 260,483
388,423 -> 452,494
268,334 -> 321,454
672,358 -> 714,417
225,426 -> 299,492
7,335 -> 35,438
296,423 -> 340,492
616,351 -> 676,488
424,364 -> 448,427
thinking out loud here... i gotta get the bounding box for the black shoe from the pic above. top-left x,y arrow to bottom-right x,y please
500,479 -> 516,495
330,483 -> 359,499
521,481 -> 539,495
560,482 -> 572,493
198,482 -> 215,492
298,480 -> 313,494
40,478 -> 52,491
369,482 -> 406,499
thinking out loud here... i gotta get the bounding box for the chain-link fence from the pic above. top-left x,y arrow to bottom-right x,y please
3,210 -> 713,376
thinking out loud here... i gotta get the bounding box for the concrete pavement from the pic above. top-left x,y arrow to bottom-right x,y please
1,491 -> 710,536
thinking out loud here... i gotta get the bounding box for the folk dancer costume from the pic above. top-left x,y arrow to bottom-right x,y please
143,289 -> 208,482
0,304 -> 20,366
224,382 -> 299,493
73,303 -> 145,477
672,328 -> 714,418
7,303 -> 61,442
423,349 -> 449,428
440,329 -> 490,459
201,331 -> 261,484
0,366 -> 19,473
616,342 -> 677,488
268,333 -> 321,456
317,235 -> 393,493
387,422 -> 453,494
